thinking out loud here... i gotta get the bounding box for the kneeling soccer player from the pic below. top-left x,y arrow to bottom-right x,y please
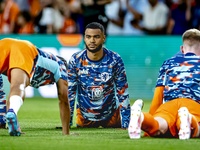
129,99 -> 200,139
128,29 -> 200,139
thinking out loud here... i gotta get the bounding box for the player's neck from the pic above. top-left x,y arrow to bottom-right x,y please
87,48 -> 104,61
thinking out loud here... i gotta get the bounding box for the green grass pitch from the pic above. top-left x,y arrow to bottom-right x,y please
0,98 -> 199,150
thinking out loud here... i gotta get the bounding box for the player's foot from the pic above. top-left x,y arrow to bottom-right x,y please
128,99 -> 144,139
178,107 -> 191,140
6,109 -> 21,136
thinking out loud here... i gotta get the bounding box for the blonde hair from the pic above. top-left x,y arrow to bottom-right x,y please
182,29 -> 200,47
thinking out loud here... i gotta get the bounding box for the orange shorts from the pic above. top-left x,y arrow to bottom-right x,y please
153,98 -> 200,137
76,108 -> 121,128
0,38 -> 38,81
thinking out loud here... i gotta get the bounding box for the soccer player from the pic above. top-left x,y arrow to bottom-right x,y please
0,38 -> 70,136
128,28 -> 200,140
68,22 -> 130,128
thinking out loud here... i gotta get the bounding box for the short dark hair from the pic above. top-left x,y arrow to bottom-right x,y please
56,56 -> 68,69
85,22 -> 105,35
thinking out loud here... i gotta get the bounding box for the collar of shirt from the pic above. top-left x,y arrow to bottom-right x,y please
185,52 -> 196,56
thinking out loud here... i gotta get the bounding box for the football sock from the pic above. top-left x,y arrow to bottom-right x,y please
9,95 -> 23,115
142,112 -> 159,136
191,116 -> 199,138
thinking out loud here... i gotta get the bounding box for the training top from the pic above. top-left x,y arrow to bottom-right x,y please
0,38 -> 67,124
68,48 -> 130,128
156,53 -> 200,104
30,48 -> 68,88
0,38 -> 67,88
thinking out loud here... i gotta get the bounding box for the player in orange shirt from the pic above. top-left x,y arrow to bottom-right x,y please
128,29 -> 200,140
0,38 -> 70,136
0,0 -> 20,33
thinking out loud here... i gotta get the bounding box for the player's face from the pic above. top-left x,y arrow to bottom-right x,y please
84,28 -> 105,53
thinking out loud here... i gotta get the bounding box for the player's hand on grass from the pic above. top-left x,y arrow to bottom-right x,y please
70,133 -> 79,135
55,127 -> 78,135
55,126 -> 73,129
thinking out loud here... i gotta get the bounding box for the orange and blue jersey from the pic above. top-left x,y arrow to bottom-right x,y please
0,38 -> 67,124
30,48 -> 67,88
0,38 -> 67,88
68,48 -> 130,128
172,50 -> 184,58
157,52 -> 200,104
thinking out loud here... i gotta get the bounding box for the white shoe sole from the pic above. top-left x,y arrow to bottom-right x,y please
178,107 -> 191,140
128,106 -> 142,139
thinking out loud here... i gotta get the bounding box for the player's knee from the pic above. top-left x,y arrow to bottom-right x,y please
154,117 -> 168,135
159,120 -> 168,134
10,84 -> 25,92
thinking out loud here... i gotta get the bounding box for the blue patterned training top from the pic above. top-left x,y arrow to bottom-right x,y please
68,48 -> 130,128
157,53 -> 200,104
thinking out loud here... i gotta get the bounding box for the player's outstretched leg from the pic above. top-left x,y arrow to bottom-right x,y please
128,99 -> 144,139
6,109 -> 21,136
178,107 -> 191,140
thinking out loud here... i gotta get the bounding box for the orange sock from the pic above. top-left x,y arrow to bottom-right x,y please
142,112 -> 159,136
191,116 -> 199,138
176,115 -> 199,138
176,117 -> 181,131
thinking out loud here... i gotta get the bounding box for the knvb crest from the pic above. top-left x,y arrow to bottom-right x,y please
92,86 -> 103,100
101,72 -> 109,82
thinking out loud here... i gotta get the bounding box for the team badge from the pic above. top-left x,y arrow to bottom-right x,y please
101,72 -> 109,82
91,86 -> 103,100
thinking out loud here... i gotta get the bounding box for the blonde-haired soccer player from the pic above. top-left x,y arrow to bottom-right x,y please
129,29 -> 200,139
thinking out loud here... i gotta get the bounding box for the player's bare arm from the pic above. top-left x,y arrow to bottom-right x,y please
57,79 -> 70,135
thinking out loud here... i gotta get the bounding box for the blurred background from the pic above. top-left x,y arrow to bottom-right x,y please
0,0 -> 198,99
